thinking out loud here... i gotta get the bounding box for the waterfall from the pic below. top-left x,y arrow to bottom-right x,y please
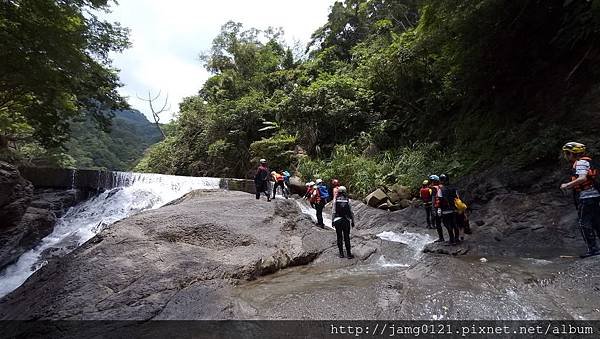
0,172 -> 221,298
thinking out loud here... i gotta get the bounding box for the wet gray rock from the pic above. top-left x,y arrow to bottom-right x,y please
0,190 -> 331,320
0,162 -> 33,229
423,242 -> 471,256
29,188 -> 87,218
0,184 -> 87,271
0,207 -> 56,269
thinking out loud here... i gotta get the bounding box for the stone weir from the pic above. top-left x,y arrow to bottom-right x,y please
18,166 -> 257,194
0,167 -> 258,298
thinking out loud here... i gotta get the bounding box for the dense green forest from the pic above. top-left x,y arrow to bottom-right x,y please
64,110 -> 163,170
135,0 -> 600,195
0,0 -> 130,165
2,0 -> 600,196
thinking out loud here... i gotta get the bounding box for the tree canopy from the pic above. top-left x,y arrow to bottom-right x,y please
136,0 -> 600,188
0,0 -> 130,150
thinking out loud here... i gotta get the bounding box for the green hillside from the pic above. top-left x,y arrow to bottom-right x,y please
65,110 -> 163,171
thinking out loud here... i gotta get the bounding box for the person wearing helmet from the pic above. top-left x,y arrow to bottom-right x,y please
310,183 -> 325,227
313,179 -> 329,227
254,159 -> 270,201
304,181 -> 315,200
437,173 -> 460,245
560,142 -> 600,258
331,178 -> 341,200
420,179 -> 433,228
282,170 -> 291,197
332,186 -> 355,259
271,170 -> 287,199
429,175 -> 444,242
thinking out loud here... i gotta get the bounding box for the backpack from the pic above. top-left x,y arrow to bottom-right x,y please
454,197 -> 467,213
439,186 -> 457,211
335,196 -> 352,219
420,187 -> 432,202
577,157 -> 600,192
318,185 -> 330,202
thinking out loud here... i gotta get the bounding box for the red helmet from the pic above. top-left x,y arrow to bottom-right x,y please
331,179 -> 340,187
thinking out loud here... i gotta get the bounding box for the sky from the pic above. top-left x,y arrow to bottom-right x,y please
102,0 -> 336,122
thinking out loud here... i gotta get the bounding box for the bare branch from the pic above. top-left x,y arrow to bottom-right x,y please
136,89 -> 169,139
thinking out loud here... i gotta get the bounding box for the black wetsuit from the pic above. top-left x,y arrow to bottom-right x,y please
272,180 -> 286,198
315,200 -> 325,226
431,186 -> 444,241
440,185 -> 460,244
254,166 -> 270,200
577,196 -> 600,254
333,195 -> 353,257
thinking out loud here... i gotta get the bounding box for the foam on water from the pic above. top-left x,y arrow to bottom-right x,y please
377,230 -> 433,260
296,200 -> 334,229
0,172 -> 220,298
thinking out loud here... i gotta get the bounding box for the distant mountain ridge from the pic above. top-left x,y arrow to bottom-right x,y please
65,109 -> 163,171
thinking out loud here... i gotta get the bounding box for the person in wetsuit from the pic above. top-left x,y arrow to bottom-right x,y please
420,179 -> 433,228
332,186 -> 355,259
312,179 -> 329,227
560,142 -> 600,258
429,175 -> 445,242
438,173 -> 460,245
254,159 -> 270,201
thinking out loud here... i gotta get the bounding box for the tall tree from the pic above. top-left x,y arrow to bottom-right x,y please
0,0 -> 130,151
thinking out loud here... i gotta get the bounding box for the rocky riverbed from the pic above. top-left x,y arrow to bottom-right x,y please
0,189 -> 599,320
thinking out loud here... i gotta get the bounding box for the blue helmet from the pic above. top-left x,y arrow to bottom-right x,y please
428,174 -> 440,182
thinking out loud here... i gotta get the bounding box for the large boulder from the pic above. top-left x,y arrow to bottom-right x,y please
388,191 -> 401,204
399,199 -> 411,209
0,207 -> 57,270
0,162 -> 33,229
365,188 -> 389,207
390,184 -> 412,200
288,176 -> 305,195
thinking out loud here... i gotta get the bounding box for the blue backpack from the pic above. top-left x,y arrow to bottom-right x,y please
318,185 -> 330,201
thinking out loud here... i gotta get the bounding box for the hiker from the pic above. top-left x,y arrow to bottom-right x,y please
560,142 -> 600,258
271,170 -> 287,199
332,186 -> 355,259
312,179 -> 329,227
438,174 -> 460,245
254,159 -> 270,201
454,187 -> 471,241
282,170 -> 291,196
420,179 -> 433,228
304,181 -> 315,200
429,175 -> 444,242
331,178 -> 340,200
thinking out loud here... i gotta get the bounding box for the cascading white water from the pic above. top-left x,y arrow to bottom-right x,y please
377,231 -> 433,258
0,172 -> 221,298
296,200 -> 334,229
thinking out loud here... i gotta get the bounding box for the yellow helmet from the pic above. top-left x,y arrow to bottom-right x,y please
562,142 -> 586,154
422,180 -> 429,185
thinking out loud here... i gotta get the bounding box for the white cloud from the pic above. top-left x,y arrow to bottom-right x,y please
103,0 -> 335,121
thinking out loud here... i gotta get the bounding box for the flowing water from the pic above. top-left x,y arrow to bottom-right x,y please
0,172 -> 221,298
234,202 -> 434,316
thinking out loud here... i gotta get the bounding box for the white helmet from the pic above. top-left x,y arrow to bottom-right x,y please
307,181 -> 315,186
260,158 -> 267,164
316,178 -> 323,184
338,186 -> 347,194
